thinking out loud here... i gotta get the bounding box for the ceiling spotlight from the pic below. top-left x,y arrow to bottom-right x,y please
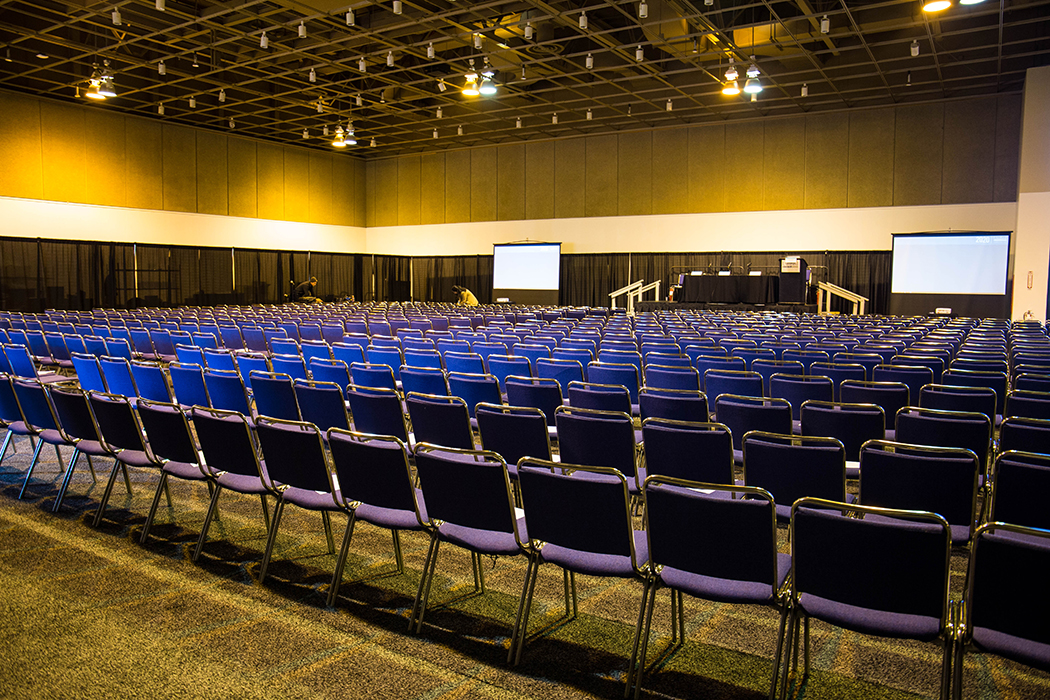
436,107 -> 443,118
457,124 -> 463,135
332,126 -> 347,147
36,53 -> 48,59
722,80 -> 740,95
387,50 -> 394,66
820,15 -> 830,33
260,31 -> 268,49
639,1 -> 648,18
192,52 -> 199,68
157,103 -> 165,115
96,60 -> 116,97
111,8 -> 121,25
516,117 -> 522,128
346,9 -> 355,25
356,94 -> 363,106
746,63 -> 760,79
4,48 -> 12,62
922,0 -> 951,10
524,22 -> 533,40
393,0 -> 402,14
158,60 -> 166,75
751,92 -> 757,102
86,84 -> 105,100
316,100 -> 323,113
370,138 -> 376,147
216,88 -> 225,103
433,129 -> 438,138
323,125 -> 329,136
427,43 -> 435,59
911,39 -> 920,56
298,21 -> 306,38
463,59 -> 480,96
302,128 -> 309,139
801,83 -> 809,97
479,63 -> 496,95
907,70 -> 912,85
521,66 -> 526,80
636,45 -> 644,61
189,96 -> 195,108
586,53 -> 593,69
358,57 -> 366,72
666,99 -> 672,111
724,62 -> 738,82
346,125 -> 357,145
552,113 -> 558,124
586,108 -> 592,120
156,0 -> 165,10
474,33 -> 483,49
579,11 -> 587,29
744,64 -> 762,93
704,0 -> 713,5
437,80 -> 447,92
308,68 -> 316,82
228,118 -> 234,129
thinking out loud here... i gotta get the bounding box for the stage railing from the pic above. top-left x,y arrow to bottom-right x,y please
817,281 -> 868,315
609,280 -> 661,314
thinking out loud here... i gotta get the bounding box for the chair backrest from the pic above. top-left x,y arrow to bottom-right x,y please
331,342 -> 366,368
346,385 -> 409,441
919,383 -> 997,422
270,337 -> 300,357
809,362 -> 867,400
136,399 -> 201,466
487,355 -> 531,392
742,432 -> 846,514
768,373 -> 834,421
402,348 -> 443,371
895,406 -> 991,472
399,365 -> 449,397
269,354 -> 308,382
586,361 -> 641,404
644,476 -> 780,596
554,405 -> 637,480
704,369 -> 763,404
203,369 -> 252,415
71,352 -> 109,393
644,365 -> 701,392
799,399 -> 885,461
48,383 -> 102,443
443,351 -> 485,375
405,392 -> 475,450
998,415 -> 1050,456
104,337 -> 134,361
782,349 -> 830,374
637,387 -> 709,423
168,362 -> 211,409
873,364 -> 936,406
365,346 -> 404,381
98,355 -> 139,398
349,362 -> 398,392
446,372 -> 502,418
11,378 -> 60,431
3,344 -> 41,379
566,380 -> 632,414
87,391 -> 148,455
839,380 -> 910,424
149,329 -> 176,356
713,394 -> 792,451
219,326 -> 245,350
255,417 -> 333,494
250,371 -> 303,421
191,406 -> 264,480
174,344 -> 206,368
0,373 -> 30,428
642,418 -> 733,485
989,450 -> 1050,530
1005,389 -> 1050,420
505,376 -> 563,426
308,357 -> 352,389
327,430 -> 419,513
202,348 -> 238,373
535,358 -> 585,396
475,402 -> 553,466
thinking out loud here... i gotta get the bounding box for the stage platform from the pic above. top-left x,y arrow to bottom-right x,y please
635,301 -> 819,314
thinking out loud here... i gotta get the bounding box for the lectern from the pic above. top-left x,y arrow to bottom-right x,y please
779,257 -> 808,304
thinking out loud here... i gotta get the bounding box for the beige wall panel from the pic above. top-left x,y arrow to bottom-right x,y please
651,128 -> 688,215
40,101 -> 86,204
364,160 -> 377,227
497,144 -> 526,221
374,159 -> 399,227
256,142 -> 285,221
555,139 -> 586,218
762,117 -> 806,211
942,98 -> 996,204
227,138 -> 258,219
124,117 -> 163,211
330,156 -> 354,226
688,124 -> 725,213
525,141 -> 555,220
994,93 -> 1022,203
308,152 -> 333,225
586,135 -> 618,217
283,147 -> 310,222
443,150 -> 471,223
82,109 -> 126,207
804,113 -> 849,210
420,152 -> 445,224
617,132 -> 652,216
397,155 -> 421,225
161,124 -> 197,213
196,130 -> 228,216
471,147 -> 497,222
848,109 -> 895,208
0,92 -> 42,199
894,103 -> 944,206
353,159 -> 367,227
724,122 -> 764,212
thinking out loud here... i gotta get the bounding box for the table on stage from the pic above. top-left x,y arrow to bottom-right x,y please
679,275 -> 780,304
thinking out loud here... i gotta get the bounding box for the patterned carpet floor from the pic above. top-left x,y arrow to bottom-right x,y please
0,436 -> 1047,700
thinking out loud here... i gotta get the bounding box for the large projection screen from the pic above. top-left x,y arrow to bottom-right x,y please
492,243 -> 561,305
889,232 -> 1011,317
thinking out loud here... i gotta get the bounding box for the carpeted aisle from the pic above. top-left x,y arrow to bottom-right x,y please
0,436 -> 1047,700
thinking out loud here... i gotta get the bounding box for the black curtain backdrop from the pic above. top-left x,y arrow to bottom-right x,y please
0,236 -> 895,314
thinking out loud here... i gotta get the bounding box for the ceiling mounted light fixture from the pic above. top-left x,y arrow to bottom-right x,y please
724,62 -> 738,82
370,138 -> 376,147
437,80 -> 446,92
86,83 -> 105,100
302,128 -> 309,139
359,57 -> 366,72
298,21 -> 306,38
579,11 -> 587,29
666,99 -> 672,111
639,1 -> 648,18
433,128 -> 438,138
427,43 -> 435,59
387,50 -> 394,66
959,0 -> 985,4
552,113 -> 558,124
911,39 -> 920,56
192,52 -> 199,68
111,8 -> 121,25
479,62 -> 497,95
474,33 -> 483,49
820,15 -> 830,33
346,9 -> 354,25
189,96 -> 195,108
922,0 -> 951,10
158,103 -> 165,115
228,118 -> 234,128
309,68 -> 316,82
524,22 -> 533,40
636,45 -> 644,61
260,31 -> 268,49
463,59 -> 480,96
436,107 -> 442,118
393,0 -> 402,14
744,63 -> 762,93
516,117 -> 522,128
158,60 -> 166,75
521,66 -> 526,80
801,83 -> 808,97
457,124 -> 463,135
705,0 -> 713,6
356,94 -> 363,106
586,108 -> 592,120
722,80 -> 740,95
219,88 -> 226,102
156,0 -> 165,10
907,70 -> 912,85
586,53 -> 593,69
323,125 -> 329,136
332,126 -> 347,147
346,124 -> 357,145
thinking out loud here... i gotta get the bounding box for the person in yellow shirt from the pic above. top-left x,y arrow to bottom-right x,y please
453,285 -> 479,306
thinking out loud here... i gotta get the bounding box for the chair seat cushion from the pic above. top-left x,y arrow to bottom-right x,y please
280,485 -> 342,511
659,551 -> 790,605
354,492 -> 427,531
438,513 -> 526,556
799,593 -> 944,641
161,460 -> 209,481
972,627 -> 1050,672
2,421 -> 36,437
214,471 -> 269,495
75,439 -> 110,457
538,529 -> 647,577
116,449 -> 154,468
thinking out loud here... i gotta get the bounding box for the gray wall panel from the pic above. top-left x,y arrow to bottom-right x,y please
994,94 -> 1022,203
555,139 -> 585,218
942,98 -> 996,204
196,130 -> 229,216
585,134 -> 618,217
525,141 -> 555,219
374,159 -> 399,227
228,137 -> 258,219
497,144 -> 526,221
763,118 -> 806,211
848,109 -> 895,208
257,142 -> 285,221
471,148 -> 497,221
804,113 -> 849,210
688,124 -> 725,213
397,155 -> 421,225
893,104 -> 944,206
282,147 -> 310,222
652,128 -> 688,214
420,153 -> 445,224
445,150 -> 471,223
161,124 -> 197,213
724,122 -> 763,212
617,132 -> 652,216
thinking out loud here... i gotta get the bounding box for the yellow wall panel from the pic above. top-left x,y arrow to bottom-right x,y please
374,159 -> 399,226
227,137 -> 258,219
330,155 -> 354,226
688,125 -> 725,213
893,104 -> 944,206
420,153 -> 445,224
525,141 -> 555,220
161,124 -> 197,212
617,132 -> 652,216
497,144 -> 525,221
848,109 -> 894,208
353,158 -> 367,227
309,152 -> 333,225
994,94 -> 1022,203
652,129 -> 688,215
283,147 -> 310,222
397,156 -> 421,225
445,150 -> 471,223
196,130 -> 228,216
364,160 -> 377,227
124,116 -> 162,211
471,148 -> 497,222
82,109 -> 126,207
256,142 -> 284,220
0,92 -> 42,199
555,139 -> 585,218
762,117 -> 805,211
586,135 -> 618,217
724,122 -> 763,212
942,98 -> 996,204
804,113 -> 848,210
40,101 -> 86,204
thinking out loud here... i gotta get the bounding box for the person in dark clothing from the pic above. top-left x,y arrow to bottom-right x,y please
294,276 -> 317,301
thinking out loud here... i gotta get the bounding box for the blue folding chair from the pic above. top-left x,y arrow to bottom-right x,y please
405,393 -> 475,450
250,371 -> 302,422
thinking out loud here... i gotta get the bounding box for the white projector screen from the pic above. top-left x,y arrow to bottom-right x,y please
493,243 -> 561,290
891,233 -> 1010,295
